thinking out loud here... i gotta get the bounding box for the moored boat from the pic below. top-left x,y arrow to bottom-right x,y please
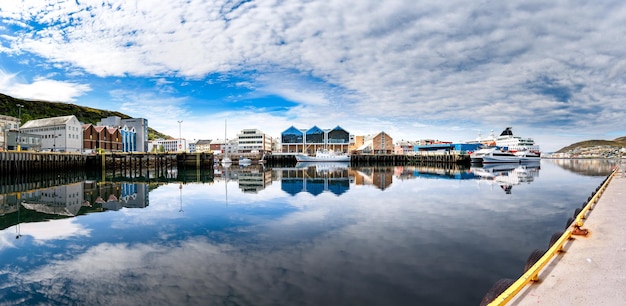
295,149 -> 350,162
472,147 -> 521,163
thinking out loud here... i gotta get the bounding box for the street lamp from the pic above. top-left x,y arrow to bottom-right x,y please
16,104 -> 24,151
177,120 -> 183,152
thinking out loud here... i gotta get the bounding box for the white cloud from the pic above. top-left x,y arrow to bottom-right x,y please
0,69 -> 91,102
0,1 -> 626,150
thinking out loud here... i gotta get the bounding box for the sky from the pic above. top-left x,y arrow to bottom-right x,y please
0,1 -> 625,152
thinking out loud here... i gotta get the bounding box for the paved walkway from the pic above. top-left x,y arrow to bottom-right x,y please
509,165 -> 626,305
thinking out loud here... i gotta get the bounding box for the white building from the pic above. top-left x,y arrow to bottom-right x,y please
150,138 -> 187,152
20,115 -> 83,152
237,129 -> 272,153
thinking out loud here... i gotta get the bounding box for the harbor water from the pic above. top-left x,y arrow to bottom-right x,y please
0,159 -> 617,305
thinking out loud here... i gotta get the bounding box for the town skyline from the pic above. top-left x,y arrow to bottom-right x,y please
1,1 -> 625,152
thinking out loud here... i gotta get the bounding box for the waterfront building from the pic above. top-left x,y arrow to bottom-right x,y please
194,139 -> 212,153
395,140 -> 419,155
5,130 -> 42,151
281,125 -> 351,154
0,115 -> 20,150
82,124 -> 122,152
187,141 -> 196,153
237,129 -> 272,153
352,132 -> 394,154
97,116 -> 148,152
20,115 -> 83,152
210,139 -> 237,156
151,138 -> 187,152
119,125 -> 136,152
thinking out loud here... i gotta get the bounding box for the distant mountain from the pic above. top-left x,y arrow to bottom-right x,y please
0,93 -> 171,140
557,137 -> 626,153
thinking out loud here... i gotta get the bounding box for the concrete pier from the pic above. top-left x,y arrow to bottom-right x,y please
506,165 -> 626,305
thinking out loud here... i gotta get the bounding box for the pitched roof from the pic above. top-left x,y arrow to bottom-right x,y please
195,139 -> 212,145
21,115 -> 78,128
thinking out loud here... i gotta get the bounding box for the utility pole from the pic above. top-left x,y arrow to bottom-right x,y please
16,104 -> 24,151
177,120 -> 183,152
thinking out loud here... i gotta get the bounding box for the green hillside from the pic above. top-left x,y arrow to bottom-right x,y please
0,93 -> 171,140
556,138 -> 626,153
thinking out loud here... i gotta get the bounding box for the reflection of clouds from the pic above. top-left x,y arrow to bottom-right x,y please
19,219 -> 90,244
0,230 -> 17,250
0,218 -> 90,251
4,195 -> 433,305
14,238 -> 390,306
3,164 -> 606,305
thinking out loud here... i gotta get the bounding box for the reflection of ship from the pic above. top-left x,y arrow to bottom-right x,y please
295,162 -> 350,172
470,163 -> 540,194
396,165 -> 475,180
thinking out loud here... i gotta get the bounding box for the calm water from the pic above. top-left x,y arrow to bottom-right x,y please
0,159 -> 617,305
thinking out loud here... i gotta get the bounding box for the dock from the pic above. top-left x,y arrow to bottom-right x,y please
483,164 -> 626,305
0,151 -> 213,175
262,152 -> 472,166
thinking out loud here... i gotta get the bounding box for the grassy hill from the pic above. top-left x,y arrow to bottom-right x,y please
556,138 -> 626,153
0,93 -> 171,140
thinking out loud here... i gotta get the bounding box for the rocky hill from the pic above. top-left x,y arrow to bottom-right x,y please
0,93 -> 171,140
556,137 -> 626,153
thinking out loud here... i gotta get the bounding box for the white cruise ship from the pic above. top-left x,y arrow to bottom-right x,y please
494,127 -> 541,156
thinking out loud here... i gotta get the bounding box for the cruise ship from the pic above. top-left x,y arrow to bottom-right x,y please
495,127 -> 541,155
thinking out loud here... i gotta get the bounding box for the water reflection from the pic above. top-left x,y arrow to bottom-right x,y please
470,163 -> 541,194
546,158 -> 618,175
0,160 -> 616,306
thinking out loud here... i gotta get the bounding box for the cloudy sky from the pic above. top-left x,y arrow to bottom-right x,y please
0,0 -> 625,151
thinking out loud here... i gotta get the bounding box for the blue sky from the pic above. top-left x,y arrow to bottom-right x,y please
0,1 -> 625,152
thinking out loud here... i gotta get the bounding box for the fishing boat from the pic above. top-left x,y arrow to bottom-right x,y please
295,149 -> 350,162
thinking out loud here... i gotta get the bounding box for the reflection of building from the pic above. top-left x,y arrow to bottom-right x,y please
280,164 -> 351,196
352,167 -> 394,190
83,181 -> 149,211
238,166 -> 272,193
21,183 -> 85,216
548,159 -> 618,176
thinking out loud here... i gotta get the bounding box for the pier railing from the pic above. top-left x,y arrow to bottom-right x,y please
483,166 -> 619,305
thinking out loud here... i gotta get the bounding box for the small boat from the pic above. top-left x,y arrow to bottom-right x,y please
513,150 -> 541,163
295,149 -> 350,162
471,146 -> 521,164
